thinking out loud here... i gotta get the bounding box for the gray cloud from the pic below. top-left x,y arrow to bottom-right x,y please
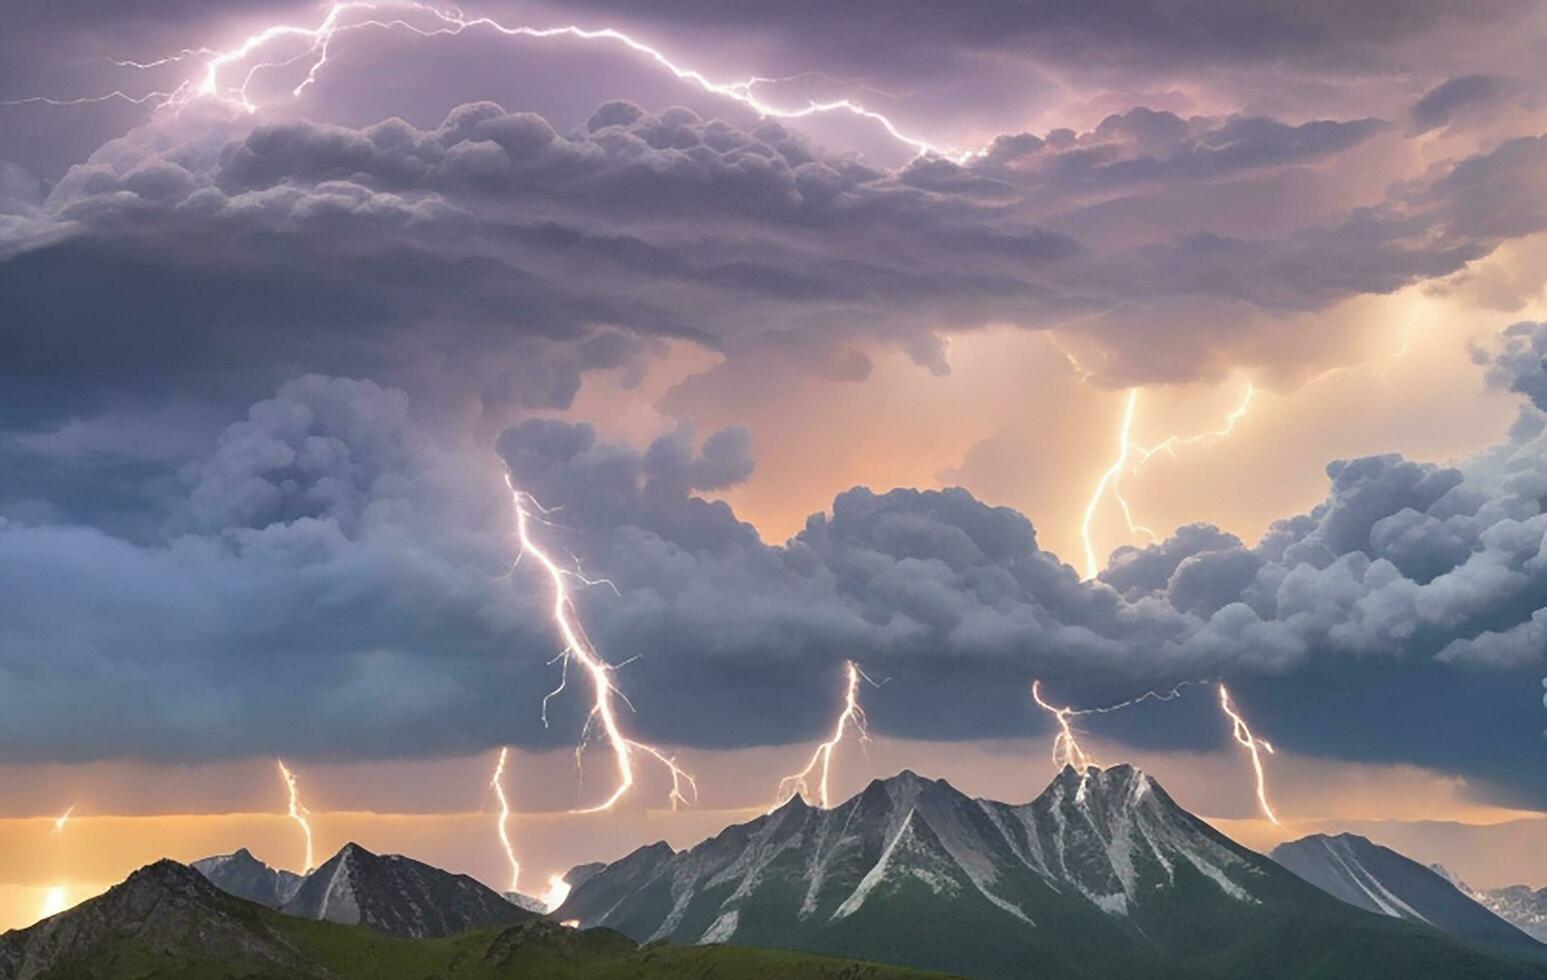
1411,75 -> 1516,133
4,346 -> 1547,805
5,99 -> 1544,430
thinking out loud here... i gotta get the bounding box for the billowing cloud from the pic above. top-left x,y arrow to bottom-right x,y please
5,333 -> 1547,805
4,98 -> 1546,429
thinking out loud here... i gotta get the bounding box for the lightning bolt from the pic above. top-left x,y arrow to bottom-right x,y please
1032,679 -> 1097,772
51,806 -> 75,836
539,874 -> 571,912
5,2 -> 967,161
773,660 -> 872,809
489,746 -> 520,892
1080,389 -> 1141,581
1080,381 -> 1256,580
507,475 -> 697,813
276,758 -> 316,872
1218,684 -> 1279,824
1031,679 -> 1212,801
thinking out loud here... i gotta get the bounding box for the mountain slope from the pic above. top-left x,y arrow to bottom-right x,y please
1272,833 -> 1546,962
281,841 -> 527,939
0,860 -> 319,979
1433,867 -> 1547,945
0,860 -> 948,980
557,765 -> 1547,980
191,846 -> 304,907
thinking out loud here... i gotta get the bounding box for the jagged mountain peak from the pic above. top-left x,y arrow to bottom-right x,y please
193,846 -> 305,908
557,762 -> 1275,958
282,840 -> 529,939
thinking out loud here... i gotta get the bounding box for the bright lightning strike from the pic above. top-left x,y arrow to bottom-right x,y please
275,758 -> 316,872
1218,684 -> 1279,825
51,806 -> 75,836
9,2 -> 968,161
773,660 -> 871,810
490,746 -> 520,893
507,475 -> 697,813
1080,389 -> 1141,581
540,874 -> 571,912
1031,680 -> 1097,774
1079,381 -> 1256,580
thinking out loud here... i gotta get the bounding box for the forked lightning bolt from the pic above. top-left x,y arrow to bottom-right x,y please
1080,381 -> 1255,579
489,746 -> 520,892
5,2 -> 966,161
1031,680 -> 1097,769
276,758 -> 316,872
1032,679 -> 1209,799
773,660 -> 871,809
507,475 -> 697,813
1218,684 -> 1279,824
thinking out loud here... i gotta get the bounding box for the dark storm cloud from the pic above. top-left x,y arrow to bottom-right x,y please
5,334 -> 1547,803
4,98 -> 1544,429
1410,75 -> 1517,133
949,109 -> 1387,201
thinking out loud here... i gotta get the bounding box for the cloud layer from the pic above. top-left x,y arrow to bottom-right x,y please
3,328 -> 1545,805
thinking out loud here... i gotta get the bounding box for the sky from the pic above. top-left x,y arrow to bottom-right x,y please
3,0 -> 1547,930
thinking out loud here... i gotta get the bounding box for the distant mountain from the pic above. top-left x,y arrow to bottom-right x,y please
557,765 -> 1547,980
281,841 -> 529,939
0,858 -> 942,980
504,890 -> 550,914
191,846 -> 304,907
1271,833 -> 1546,962
1431,865 -> 1547,945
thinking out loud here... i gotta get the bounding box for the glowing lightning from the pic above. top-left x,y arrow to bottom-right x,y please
490,746 -> 520,892
1080,389 -> 1141,581
275,759 -> 316,872
1218,684 -> 1279,824
6,2 -> 968,161
1080,381 -> 1256,580
773,660 -> 871,809
51,806 -> 75,836
507,475 -> 697,813
1031,680 -> 1097,773
539,874 -> 571,912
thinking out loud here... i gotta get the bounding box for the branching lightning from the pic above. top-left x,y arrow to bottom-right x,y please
507,475 -> 697,813
1079,381 -> 1256,580
276,758 -> 316,872
1031,680 -> 1097,771
6,2 -> 968,160
489,746 -> 520,892
1218,684 -> 1279,824
1032,679 -> 1212,800
773,660 -> 873,810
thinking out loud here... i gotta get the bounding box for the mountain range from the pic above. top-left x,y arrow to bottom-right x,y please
1270,832 -> 1545,962
1430,865 -> 1547,944
193,840 -> 526,938
0,859 -> 941,980
8,765 -> 1546,979
554,764 -> 1547,979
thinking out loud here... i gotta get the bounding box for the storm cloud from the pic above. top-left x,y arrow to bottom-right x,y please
4,97 -> 1546,430
3,328 -> 1546,805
